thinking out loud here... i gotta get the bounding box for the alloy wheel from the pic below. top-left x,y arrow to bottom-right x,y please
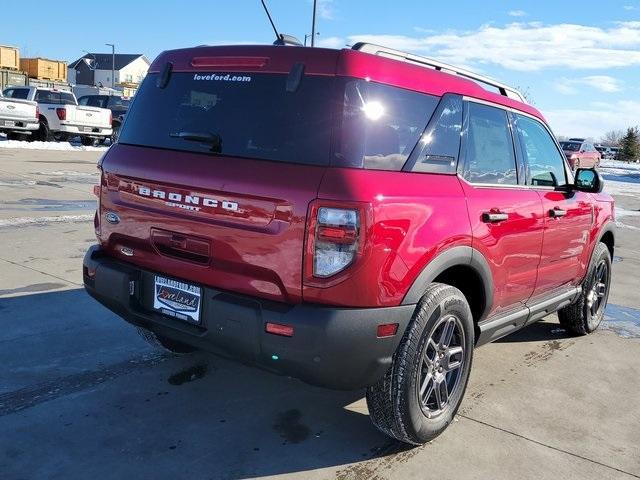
417,314 -> 465,418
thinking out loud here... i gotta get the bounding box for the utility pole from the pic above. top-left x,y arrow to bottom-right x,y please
311,0 -> 317,47
105,43 -> 115,89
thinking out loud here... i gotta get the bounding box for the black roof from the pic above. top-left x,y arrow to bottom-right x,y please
69,53 -> 147,70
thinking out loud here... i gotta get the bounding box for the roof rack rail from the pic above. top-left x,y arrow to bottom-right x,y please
351,42 -> 527,104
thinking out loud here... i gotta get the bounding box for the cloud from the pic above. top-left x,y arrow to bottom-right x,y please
328,21 -> 640,71
508,10 -> 527,17
554,75 -> 624,94
623,5 -> 636,10
545,100 -> 640,138
317,36 -> 345,48
316,0 -> 335,20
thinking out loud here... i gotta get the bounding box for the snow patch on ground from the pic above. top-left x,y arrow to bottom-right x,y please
0,214 -> 94,228
0,138 -> 108,152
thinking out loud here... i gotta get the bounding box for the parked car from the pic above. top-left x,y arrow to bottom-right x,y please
2,86 -> 112,145
559,140 -> 601,169
0,88 -> 39,139
83,43 -> 615,445
77,95 -> 130,144
609,147 -> 621,160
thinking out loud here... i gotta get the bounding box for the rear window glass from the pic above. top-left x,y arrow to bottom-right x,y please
335,80 -> 438,170
108,97 -> 130,108
60,93 -> 76,105
4,88 -> 29,100
560,141 -> 581,152
79,96 -> 107,107
119,72 -> 336,166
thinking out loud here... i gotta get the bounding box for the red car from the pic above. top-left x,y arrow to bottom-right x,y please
560,140 -> 601,169
84,42 -> 615,445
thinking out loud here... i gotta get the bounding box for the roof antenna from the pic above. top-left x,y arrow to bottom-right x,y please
260,0 -> 303,46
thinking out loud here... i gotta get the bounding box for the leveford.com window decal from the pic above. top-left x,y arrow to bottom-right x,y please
193,73 -> 252,82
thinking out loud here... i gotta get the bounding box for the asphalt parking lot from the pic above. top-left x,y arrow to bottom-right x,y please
0,145 -> 639,480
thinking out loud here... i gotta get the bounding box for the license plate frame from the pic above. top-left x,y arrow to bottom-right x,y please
153,275 -> 202,324
4,121 -> 16,127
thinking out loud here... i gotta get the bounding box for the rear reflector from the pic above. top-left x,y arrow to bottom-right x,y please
265,322 -> 294,337
377,323 -> 399,338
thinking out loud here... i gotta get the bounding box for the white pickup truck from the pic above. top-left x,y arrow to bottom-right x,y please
2,86 -> 112,145
0,89 -> 39,140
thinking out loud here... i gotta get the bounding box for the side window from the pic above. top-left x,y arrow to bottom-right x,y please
410,94 -> 463,174
335,80 -> 439,171
78,96 -> 89,106
515,114 -> 567,187
465,102 -> 517,185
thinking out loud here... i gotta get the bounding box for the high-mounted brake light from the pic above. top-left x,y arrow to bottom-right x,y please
313,207 -> 360,278
55,108 -> 66,121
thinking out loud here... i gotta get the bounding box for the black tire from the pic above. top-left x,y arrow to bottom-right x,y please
136,326 -> 197,354
366,283 -> 474,445
558,242 -> 611,335
111,124 -> 120,144
81,136 -> 99,147
36,119 -> 53,142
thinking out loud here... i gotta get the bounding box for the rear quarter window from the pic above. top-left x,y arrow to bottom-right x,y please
334,80 -> 438,171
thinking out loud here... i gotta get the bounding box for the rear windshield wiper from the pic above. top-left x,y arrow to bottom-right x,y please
169,131 -> 222,153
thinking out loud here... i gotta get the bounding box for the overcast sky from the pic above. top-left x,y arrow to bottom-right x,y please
4,0 -> 639,139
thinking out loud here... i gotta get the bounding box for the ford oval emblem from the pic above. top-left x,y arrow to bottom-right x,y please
105,212 -> 120,224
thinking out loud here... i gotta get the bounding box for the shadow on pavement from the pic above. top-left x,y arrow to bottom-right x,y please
0,289 -> 409,479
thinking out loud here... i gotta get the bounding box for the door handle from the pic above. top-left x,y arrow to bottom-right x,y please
550,208 -> 567,218
482,211 -> 509,223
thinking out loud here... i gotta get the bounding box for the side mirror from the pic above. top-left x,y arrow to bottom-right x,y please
574,168 -> 604,193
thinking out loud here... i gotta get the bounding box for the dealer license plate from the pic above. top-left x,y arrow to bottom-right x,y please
153,275 -> 202,324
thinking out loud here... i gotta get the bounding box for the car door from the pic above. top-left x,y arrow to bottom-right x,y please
513,113 -> 593,296
459,101 -> 545,316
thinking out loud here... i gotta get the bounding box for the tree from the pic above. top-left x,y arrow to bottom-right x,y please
619,127 -> 640,163
601,129 -> 624,147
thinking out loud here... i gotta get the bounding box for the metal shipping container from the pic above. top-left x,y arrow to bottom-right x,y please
20,58 -> 67,82
0,45 -> 20,70
0,68 -> 28,91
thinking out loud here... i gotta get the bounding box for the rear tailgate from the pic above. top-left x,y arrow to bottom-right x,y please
70,105 -> 111,128
94,46 -> 342,304
0,98 -> 37,122
99,144 -> 325,303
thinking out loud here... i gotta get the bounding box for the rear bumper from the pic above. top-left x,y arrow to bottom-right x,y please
0,116 -> 39,132
59,124 -> 112,137
83,245 -> 415,390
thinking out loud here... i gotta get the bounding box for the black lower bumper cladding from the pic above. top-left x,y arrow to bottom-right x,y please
83,245 -> 415,390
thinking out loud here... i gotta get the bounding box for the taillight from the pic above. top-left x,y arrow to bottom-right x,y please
35,105 -> 39,119
109,112 -> 112,126
312,207 -> 360,278
55,108 -> 66,121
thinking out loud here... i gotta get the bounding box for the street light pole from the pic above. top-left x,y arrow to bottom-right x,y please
311,0 -> 317,47
105,43 -> 115,89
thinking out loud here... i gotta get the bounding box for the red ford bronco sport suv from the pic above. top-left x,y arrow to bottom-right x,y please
83,43 -> 615,445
